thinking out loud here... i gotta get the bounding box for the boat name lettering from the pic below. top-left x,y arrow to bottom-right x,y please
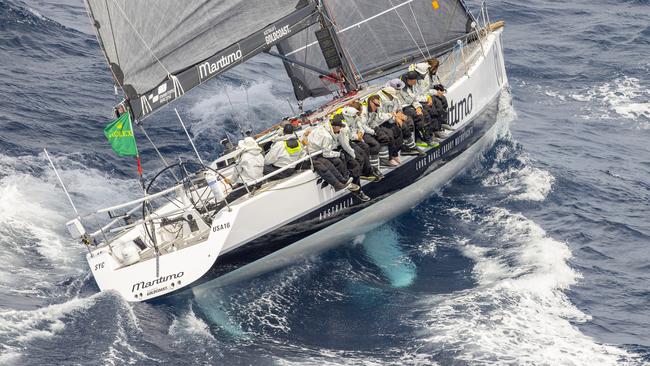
94,262 -> 105,271
131,271 -> 184,293
212,222 -> 231,232
415,125 -> 475,171
198,47 -> 243,81
146,286 -> 168,297
319,197 -> 355,221
448,93 -> 473,125
264,24 -> 291,45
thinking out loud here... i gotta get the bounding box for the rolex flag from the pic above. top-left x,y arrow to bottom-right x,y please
103,113 -> 138,157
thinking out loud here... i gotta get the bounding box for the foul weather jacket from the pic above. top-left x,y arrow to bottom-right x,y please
264,135 -> 305,168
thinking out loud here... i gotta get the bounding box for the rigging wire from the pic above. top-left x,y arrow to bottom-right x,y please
387,0 -> 427,60
110,0 -> 172,77
223,85 -> 246,137
135,123 -> 179,181
408,2 -> 431,59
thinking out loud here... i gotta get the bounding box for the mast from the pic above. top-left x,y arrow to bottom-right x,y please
316,0 -> 359,93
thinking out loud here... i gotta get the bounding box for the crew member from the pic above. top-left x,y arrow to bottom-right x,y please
384,80 -> 422,156
229,137 -> 264,186
362,94 -> 400,167
399,71 -> 435,148
432,84 -> 454,134
307,115 -> 369,200
263,124 -> 305,180
342,103 -> 383,181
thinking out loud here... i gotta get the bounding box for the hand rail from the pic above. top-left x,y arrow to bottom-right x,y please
227,149 -> 323,196
93,183 -> 183,215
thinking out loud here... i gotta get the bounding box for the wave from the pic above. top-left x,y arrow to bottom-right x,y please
0,152 -> 141,303
189,79 -> 296,140
412,206 -> 642,365
542,75 -> 650,129
480,141 -> 555,202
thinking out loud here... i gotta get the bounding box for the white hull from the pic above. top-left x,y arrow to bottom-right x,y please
86,28 -> 508,302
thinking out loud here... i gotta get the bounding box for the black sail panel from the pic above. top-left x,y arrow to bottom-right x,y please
277,0 -> 474,100
86,0 -> 318,119
275,23 -> 339,101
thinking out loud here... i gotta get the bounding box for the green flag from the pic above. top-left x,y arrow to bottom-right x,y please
103,113 -> 138,157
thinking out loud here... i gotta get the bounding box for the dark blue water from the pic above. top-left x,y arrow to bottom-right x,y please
1,0 -> 649,364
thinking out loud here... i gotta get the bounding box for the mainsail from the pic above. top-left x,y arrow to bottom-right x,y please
277,0 -> 475,100
85,0 -> 319,119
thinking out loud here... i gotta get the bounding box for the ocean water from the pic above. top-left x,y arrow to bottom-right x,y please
1,0 -> 649,365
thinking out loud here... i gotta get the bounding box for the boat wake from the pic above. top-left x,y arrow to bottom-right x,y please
480,140 -> 555,202
413,206 -> 641,365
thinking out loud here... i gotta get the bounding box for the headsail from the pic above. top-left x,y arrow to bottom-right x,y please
277,0 -> 475,100
86,0 -> 319,120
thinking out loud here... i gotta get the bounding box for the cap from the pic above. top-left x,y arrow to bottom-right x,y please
342,106 -> 359,118
381,86 -> 398,98
387,78 -> 405,90
405,70 -> 419,80
330,114 -> 345,127
283,123 -> 295,135
411,62 -> 429,75
433,84 -> 446,92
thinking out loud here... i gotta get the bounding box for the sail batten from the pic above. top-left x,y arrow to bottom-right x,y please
86,0 -> 319,119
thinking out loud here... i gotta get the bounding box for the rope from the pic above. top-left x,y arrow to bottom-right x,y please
223,86 -> 245,137
446,42 -> 461,85
136,123 -> 178,181
387,0 -> 427,60
408,2 -> 431,59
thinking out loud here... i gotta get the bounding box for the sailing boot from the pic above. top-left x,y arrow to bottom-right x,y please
368,154 -> 383,181
379,146 -> 392,167
352,189 -> 371,202
402,137 -> 426,156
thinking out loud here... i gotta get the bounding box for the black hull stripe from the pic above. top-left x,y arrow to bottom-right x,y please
168,91 -> 501,297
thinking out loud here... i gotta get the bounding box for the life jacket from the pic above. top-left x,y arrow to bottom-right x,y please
284,138 -> 302,155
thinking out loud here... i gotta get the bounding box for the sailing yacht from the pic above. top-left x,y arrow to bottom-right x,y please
63,0 -> 509,302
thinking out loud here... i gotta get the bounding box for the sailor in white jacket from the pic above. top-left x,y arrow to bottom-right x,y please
399,71 -> 435,147
307,115 -> 369,200
338,105 -> 382,181
229,137 -> 265,186
342,103 -> 383,179
363,93 -> 401,166
382,81 -> 422,156
263,124 -> 305,180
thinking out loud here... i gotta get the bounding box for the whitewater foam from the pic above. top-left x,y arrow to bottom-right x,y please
0,294 -> 98,362
189,80 -> 295,138
416,207 -> 641,365
569,76 -> 650,127
481,142 -> 555,202
0,153 -> 141,299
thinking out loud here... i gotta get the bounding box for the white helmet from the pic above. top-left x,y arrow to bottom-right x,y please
381,86 -> 398,98
409,62 -> 430,75
342,106 -> 359,117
